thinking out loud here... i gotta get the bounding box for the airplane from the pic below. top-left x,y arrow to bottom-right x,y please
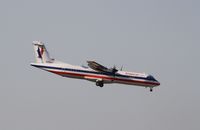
30,41 -> 160,92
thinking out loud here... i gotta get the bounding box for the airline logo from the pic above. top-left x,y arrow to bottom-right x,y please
37,47 -> 44,58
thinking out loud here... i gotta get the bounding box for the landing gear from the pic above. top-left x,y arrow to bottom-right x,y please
150,88 -> 153,92
96,80 -> 104,87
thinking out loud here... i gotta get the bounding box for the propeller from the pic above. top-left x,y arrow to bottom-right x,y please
111,65 -> 118,74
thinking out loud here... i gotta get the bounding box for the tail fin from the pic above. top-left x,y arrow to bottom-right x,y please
33,41 -> 54,63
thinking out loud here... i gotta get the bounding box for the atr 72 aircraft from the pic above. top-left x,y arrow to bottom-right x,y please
31,41 -> 160,92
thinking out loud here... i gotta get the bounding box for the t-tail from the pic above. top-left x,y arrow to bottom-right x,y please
33,41 -> 54,63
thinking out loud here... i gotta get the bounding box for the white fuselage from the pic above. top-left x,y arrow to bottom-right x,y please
31,62 -> 160,87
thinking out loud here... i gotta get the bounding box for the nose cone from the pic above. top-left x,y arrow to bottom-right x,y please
156,81 -> 160,86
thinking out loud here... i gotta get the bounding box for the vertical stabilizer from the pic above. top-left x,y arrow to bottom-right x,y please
33,41 -> 54,63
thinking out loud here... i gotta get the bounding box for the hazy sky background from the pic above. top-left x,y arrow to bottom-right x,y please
0,0 -> 200,130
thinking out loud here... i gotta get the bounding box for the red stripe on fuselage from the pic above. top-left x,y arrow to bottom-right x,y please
48,70 -> 159,87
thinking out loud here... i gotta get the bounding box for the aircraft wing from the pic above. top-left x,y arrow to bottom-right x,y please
87,61 -> 108,72
87,61 -> 118,74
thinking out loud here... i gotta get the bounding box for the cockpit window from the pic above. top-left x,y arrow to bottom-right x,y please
147,75 -> 157,81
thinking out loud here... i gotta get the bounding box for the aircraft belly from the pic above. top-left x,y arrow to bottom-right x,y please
47,70 -> 84,79
62,74 -> 84,79
114,80 -> 145,87
113,79 -> 156,87
84,76 -> 113,83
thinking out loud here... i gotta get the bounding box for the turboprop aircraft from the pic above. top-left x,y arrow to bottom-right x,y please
30,41 -> 160,92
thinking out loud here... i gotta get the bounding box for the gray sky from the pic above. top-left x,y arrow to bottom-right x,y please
0,0 -> 200,130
